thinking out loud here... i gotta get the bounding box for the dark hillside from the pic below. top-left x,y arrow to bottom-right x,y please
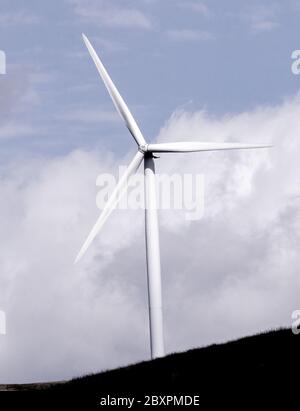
1,328 -> 298,408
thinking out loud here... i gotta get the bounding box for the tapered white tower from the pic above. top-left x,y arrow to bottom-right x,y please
144,155 -> 164,358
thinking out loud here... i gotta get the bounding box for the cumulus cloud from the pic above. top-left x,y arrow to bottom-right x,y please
0,123 -> 38,140
166,29 -> 213,42
0,11 -> 40,26
88,37 -> 127,53
0,94 -> 300,382
226,4 -> 280,34
179,1 -> 210,17
245,5 -> 280,33
60,106 -> 119,124
69,0 -> 153,29
0,149 -> 147,382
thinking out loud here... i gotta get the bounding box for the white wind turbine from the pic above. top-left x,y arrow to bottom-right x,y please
75,34 -> 270,359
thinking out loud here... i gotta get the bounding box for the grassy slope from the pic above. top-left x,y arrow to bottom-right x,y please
1,328 -> 298,407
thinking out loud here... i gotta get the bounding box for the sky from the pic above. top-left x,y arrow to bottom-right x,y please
0,0 -> 300,382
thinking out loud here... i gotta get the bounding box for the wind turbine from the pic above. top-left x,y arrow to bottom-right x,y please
75,34 -> 270,359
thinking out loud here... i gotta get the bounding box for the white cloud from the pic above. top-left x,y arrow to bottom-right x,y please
0,123 -> 38,139
69,0 -> 153,29
251,19 -> 279,33
60,107 -> 119,124
227,5 -> 279,34
179,1 -> 210,17
0,11 -> 39,26
1,94 -> 300,382
166,29 -> 213,42
247,5 -> 279,33
92,38 -> 127,53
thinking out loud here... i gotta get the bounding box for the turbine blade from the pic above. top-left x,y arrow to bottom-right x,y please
82,34 -> 146,147
147,142 -> 272,153
75,150 -> 144,264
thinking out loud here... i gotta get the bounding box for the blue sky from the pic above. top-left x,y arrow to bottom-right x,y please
1,0 -> 300,157
1,1 -> 300,382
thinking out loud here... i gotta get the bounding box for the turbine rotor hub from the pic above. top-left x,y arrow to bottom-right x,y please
139,144 -> 149,154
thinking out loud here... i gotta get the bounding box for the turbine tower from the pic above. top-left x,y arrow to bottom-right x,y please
75,34 -> 270,359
